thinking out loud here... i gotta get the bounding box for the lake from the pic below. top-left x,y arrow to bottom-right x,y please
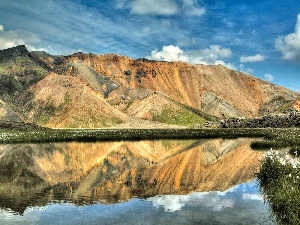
0,139 -> 276,224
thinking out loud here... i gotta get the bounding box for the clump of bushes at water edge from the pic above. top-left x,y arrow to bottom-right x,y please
257,149 -> 300,224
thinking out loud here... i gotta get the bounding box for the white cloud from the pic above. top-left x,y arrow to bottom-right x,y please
182,0 -> 205,16
148,191 -> 235,212
264,73 -> 274,82
0,0 -> 157,55
149,45 -> 188,62
275,14 -> 300,63
148,44 -> 235,69
0,25 -> 48,51
242,193 -> 263,201
120,0 -> 205,16
240,54 -> 267,63
129,0 -> 179,15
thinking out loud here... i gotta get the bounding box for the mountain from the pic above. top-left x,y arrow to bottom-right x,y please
0,45 -> 299,128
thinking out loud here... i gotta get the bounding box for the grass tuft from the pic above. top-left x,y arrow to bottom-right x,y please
257,149 -> 300,224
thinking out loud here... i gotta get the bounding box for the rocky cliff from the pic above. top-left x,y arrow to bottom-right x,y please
0,45 -> 299,128
65,53 -> 299,118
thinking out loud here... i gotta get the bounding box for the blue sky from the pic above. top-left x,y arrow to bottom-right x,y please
0,0 -> 299,91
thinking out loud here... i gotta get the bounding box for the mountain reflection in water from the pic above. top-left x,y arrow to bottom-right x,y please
0,139 -> 275,224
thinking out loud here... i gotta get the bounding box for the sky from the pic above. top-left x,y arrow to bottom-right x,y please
0,0 -> 299,91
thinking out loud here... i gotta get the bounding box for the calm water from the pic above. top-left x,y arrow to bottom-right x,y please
0,139 -> 276,225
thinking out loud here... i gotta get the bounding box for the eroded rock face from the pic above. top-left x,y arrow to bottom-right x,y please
201,92 -> 244,118
0,45 -> 29,60
66,52 -> 300,118
0,45 -> 300,128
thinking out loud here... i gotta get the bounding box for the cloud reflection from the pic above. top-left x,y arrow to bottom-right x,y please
148,191 -> 235,212
148,181 -> 262,213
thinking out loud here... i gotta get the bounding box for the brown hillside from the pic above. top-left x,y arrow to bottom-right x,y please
1,45 -> 299,128
66,53 -> 299,118
20,73 -> 127,128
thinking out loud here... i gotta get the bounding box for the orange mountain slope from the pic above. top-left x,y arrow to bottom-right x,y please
0,45 -> 299,128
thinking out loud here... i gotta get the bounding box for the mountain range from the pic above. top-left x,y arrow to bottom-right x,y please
0,45 -> 299,128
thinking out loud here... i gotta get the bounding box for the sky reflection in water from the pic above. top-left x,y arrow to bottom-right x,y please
0,139 -> 276,224
0,180 -> 275,225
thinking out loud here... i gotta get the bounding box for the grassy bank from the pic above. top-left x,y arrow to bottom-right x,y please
257,149 -> 300,224
2,127 -> 300,146
251,128 -> 300,151
0,128 -> 271,144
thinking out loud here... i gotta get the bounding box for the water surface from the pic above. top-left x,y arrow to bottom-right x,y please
0,139 -> 275,224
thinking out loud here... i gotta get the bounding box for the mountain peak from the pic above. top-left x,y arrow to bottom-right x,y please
0,45 -> 30,61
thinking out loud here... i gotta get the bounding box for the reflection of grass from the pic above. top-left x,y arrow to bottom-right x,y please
257,149 -> 300,224
251,128 -> 300,150
253,129 -> 300,224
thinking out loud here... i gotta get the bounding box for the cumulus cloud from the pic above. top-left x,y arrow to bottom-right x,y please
240,54 -> 267,63
275,14 -> 300,63
148,44 -> 235,69
264,73 -> 274,82
0,24 -> 47,51
148,191 -> 235,212
149,45 -> 188,62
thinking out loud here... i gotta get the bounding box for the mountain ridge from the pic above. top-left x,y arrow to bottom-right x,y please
0,45 -> 299,128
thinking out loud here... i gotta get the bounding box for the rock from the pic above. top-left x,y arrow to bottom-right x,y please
220,110 -> 300,128
0,120 -> 47,131
124,70 -> 132,76
136,68 -> 147,77
0,45 -> 30,62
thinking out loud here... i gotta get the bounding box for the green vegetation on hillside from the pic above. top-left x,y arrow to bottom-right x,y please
0,56 -> 47,98
153,107 -> 206,127
65,116 -> 123,128
0,56 -> 47,81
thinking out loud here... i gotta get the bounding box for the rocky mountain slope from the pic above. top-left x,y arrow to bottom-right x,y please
0,45 -> 299,128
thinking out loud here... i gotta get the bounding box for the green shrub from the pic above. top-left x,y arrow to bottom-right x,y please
289,146 -> 300,157
257,149 -> 300,224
